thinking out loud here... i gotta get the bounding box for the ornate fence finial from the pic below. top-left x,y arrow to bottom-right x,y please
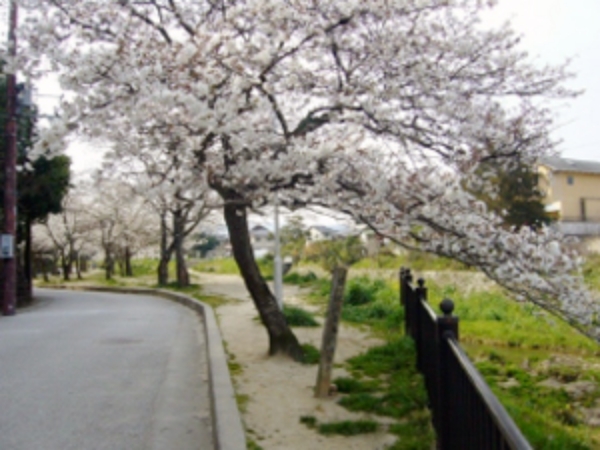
418,278 -> 425,288
439,298 -> 454,317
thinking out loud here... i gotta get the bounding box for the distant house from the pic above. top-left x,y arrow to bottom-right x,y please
250,225 -> 271,244
307,225 -> 343,242
250,225 -> 274,258
538,156 -> 600,251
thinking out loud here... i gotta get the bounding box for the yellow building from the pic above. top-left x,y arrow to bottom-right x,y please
539,156 -> 600,251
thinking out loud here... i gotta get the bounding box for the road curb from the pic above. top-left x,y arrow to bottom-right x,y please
38,285 -> 247,450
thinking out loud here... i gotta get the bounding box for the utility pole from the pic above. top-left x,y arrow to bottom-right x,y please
273,192 -> 283,310
2,0 -> 18,316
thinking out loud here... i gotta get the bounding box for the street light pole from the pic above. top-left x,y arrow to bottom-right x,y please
2,0 -> 18,316
273,192 -> 283,310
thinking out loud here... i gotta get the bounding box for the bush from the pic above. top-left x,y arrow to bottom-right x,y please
283,271 -> 318,285
283,305 -> 319,327
344,276 -> 387,306
318,420 -> 379,436
301,343 -> 320,365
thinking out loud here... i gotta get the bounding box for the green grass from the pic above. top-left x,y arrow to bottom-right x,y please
318,420 -> 379,436
192,257 -> 240,274
246,439 -> 264,450
283,271 -> 318,285
471,355 -> 597,449
424,281 -> 600,448
427,282 -> 598,354
342,338 -> 430,418
333,377 -> 379,393
351,250 -> 470,271
300,343 -> 321,365
299,415 -> 317,428
130,258 -> 161,277
192,256 -> 274,279
323,337 -> 434,448
583,253 -> 600,292
283,305 -> 319,327
293,265 -> 600,448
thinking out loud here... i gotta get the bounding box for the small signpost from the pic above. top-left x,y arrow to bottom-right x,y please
1,234 -> 14,259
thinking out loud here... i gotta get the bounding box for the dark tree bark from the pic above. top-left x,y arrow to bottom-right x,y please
157,211 -> 170,285
61,250 -> 71,281
104,246 -> 114,280
125,246 -> 133,277
173,209 -> 190,287
75,251 -> 82,280
222,194 -> 303,361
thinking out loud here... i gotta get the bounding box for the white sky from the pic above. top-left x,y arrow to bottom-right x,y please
485,0 -> 600,161
28,0 -> 600,171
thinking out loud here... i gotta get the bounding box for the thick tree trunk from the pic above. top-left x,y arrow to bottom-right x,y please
75,251 -> 82,280
61,250 -> 70,281
125,246 -> 133,277
157,212 -> 170,286
173,210 -> 189,287
176,251 -> 189,286
117,256 -> 125,277
223,197 -> 303,361
104,247 -> 114,280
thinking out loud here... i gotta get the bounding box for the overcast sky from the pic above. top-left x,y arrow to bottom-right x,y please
28,0 -> 600,171
487,0 -> 600,162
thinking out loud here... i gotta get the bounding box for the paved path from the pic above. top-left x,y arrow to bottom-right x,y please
0,289 -> 213,450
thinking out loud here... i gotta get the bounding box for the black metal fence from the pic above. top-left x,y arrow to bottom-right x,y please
400,268 -> 532,450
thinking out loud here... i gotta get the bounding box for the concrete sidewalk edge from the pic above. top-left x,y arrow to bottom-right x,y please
37,285 -> 247,450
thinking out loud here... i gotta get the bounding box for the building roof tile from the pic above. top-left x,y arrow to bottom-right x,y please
541,156 -> 600,174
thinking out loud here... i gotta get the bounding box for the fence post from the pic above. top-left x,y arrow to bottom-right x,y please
402,269 -> 413,335
413,278 -> 427,370
437,298 -> 459,450
399,267 -> 407,307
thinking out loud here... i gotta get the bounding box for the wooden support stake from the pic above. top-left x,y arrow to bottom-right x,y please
315,266 -> 348,398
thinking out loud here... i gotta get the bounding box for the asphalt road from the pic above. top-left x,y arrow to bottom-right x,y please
0,289 -> 213,450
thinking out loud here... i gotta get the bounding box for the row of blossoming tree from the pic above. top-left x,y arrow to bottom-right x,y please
13,0 -> 598,360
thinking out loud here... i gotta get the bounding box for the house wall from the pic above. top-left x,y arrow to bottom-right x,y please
539,166 -> 600,221
585,237 -> 600,254
308,228 -> 326,241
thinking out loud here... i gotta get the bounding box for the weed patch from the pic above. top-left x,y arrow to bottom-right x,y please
318,420 -> 379,436
283,305 -> 319,327
300,343 -> 320,365
333,377 -> 379,393
284,271 -> 318,285
193,258 -> 240,274
327,337 -> 434,448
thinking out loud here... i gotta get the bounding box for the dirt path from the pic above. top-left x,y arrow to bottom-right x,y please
192,272 -> 397,450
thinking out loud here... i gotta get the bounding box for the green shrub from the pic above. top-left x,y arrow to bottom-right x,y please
299,415 -> 317,428
301,343 -> 320,365
339,276 -> 403,332
333,377 -> 379,393
284,271 -> 318,285
318,420 -> 379,436
283,305 -> 319,327
344,276 -> 387,306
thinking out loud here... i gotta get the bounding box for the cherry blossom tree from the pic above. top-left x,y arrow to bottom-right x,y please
17,0 -> 598,359
100,127 -> 217,286
38,191 -> 91,281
